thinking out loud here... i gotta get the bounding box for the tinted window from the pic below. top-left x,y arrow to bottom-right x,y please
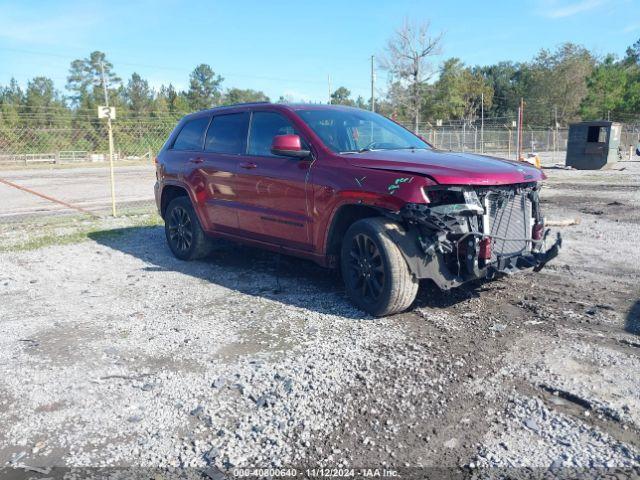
172,117 -> 209,151
248,112 -> 298,157
205,113 -> 249,154
297,109 -> 429,153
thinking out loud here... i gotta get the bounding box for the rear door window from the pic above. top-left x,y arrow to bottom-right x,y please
172,117 -> 210,150
205,113 -> 250,154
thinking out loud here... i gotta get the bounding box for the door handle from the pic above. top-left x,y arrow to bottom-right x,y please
239,162 -> 257,169
188,157 -> 204,164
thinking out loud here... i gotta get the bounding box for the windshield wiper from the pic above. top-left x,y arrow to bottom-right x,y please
338,149 -> 381,154
339,146 -> 427,155
389,146 -> 428,151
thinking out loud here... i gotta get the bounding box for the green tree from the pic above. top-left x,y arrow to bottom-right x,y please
619,38 -> 640,115
477,61 -> 529,119
222,88 -> 269,105
125,73 -> 153,117
66,51 -> 121,109
526,43 -> 595,126
433,59 -> 493,123
624,38 -> 640,65
156,84 -> 189,116
330,86 -> 355,106
186,64 -> 224,110
24,77 -> 70,151
66,51 -> 122,153
24,76 -> 68,127
580,55 -> 628,119
0,78 -> 24,128
0,78 -> 24,152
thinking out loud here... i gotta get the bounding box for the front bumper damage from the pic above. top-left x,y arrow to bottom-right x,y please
386,183 -> 562,290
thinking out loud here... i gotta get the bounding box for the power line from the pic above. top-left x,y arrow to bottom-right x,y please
0,47 -> 373,90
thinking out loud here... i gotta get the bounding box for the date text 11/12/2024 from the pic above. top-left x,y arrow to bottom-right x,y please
232,467 -> 399,477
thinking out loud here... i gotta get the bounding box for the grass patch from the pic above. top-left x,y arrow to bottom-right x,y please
0,209 -> 162,252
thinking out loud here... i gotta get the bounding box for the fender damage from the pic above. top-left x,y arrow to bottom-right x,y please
381,181 -> 562,289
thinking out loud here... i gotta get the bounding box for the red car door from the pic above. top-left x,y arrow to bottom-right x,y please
234,111 -> 313,250
198,111 -> 250,233
165,115 -> 220,228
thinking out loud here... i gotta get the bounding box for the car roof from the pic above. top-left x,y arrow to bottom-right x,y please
182,102 -> 364,120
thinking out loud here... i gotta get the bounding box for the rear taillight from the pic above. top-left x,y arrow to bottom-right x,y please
479,237 -> 492,260
532,223 -> 544,241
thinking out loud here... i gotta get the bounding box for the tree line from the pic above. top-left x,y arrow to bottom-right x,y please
373,21 -> 640,130
0,25 -> 639,145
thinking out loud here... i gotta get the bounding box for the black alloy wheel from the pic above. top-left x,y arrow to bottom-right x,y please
164,196 -> 213,261
346,233 -> 386,303
167,205 -> 193,254
340,218 -> 419,316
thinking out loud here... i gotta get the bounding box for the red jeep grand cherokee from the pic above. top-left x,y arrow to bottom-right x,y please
155,103 -> 561,316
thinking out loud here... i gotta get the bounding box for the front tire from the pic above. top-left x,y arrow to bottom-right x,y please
340,217 -> 419,316
164,196 -> 213,260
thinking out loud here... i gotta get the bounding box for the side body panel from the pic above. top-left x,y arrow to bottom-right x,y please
233,109 -> 315,250
157,104 -> 544,268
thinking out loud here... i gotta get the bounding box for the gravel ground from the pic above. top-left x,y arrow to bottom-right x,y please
0,160 -> 639,478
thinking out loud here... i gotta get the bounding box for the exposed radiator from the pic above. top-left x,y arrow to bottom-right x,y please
486,190 -> 531,260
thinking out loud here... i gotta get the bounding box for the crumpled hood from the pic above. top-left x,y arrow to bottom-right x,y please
346,149 -> 544,185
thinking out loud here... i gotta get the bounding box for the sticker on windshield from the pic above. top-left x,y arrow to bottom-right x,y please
388,177 -> 414,194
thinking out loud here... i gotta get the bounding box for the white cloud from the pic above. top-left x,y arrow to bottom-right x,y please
623,22 -> 640,33
542,0 -> 604,19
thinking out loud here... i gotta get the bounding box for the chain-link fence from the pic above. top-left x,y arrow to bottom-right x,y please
0,117 -> 638,222
416,125 -> 569,160
0,120 -> 175,166
1,118 -> 639,167
0,121 -> 566,167
402,122 -> 640,161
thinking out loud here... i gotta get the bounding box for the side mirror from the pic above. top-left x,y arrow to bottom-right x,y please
271,134 -> 310,158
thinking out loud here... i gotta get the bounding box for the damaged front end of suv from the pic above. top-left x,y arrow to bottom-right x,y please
386,183 -> 562,289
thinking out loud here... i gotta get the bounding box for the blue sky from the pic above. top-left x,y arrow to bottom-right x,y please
0,0 -> 638,103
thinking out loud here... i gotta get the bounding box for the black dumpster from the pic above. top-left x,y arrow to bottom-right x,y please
566,121 -> 622,170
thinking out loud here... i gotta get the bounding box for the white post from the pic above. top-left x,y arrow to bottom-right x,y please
370,55 -> 375,112
462,123 -> 466,152
100,61 -> 117,217
481,92 -> 484,154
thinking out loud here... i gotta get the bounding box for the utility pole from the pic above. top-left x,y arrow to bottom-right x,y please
517,98 -> 524,161
327,75 -> 332,104
370,55 -> 375,112
553,105 -> 558,163
481,92 -> 485,154
100,60 -> 117,217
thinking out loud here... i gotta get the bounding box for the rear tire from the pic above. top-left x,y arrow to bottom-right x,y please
164,196 -> 213,260
340,217 -> 419,316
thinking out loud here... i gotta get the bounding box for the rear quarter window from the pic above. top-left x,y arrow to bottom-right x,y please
172,117 -> 210,151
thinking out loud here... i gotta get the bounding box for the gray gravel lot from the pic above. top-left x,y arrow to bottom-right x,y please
0,160 -> 639,477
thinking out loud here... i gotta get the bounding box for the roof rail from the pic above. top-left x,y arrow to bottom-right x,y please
223,101 -> 271,107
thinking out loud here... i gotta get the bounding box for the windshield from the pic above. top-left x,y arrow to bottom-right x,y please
296,108 -> 430,154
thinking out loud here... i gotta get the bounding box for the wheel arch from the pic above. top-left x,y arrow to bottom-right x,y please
160,184 -> 191,219
325,203 -> 387,259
